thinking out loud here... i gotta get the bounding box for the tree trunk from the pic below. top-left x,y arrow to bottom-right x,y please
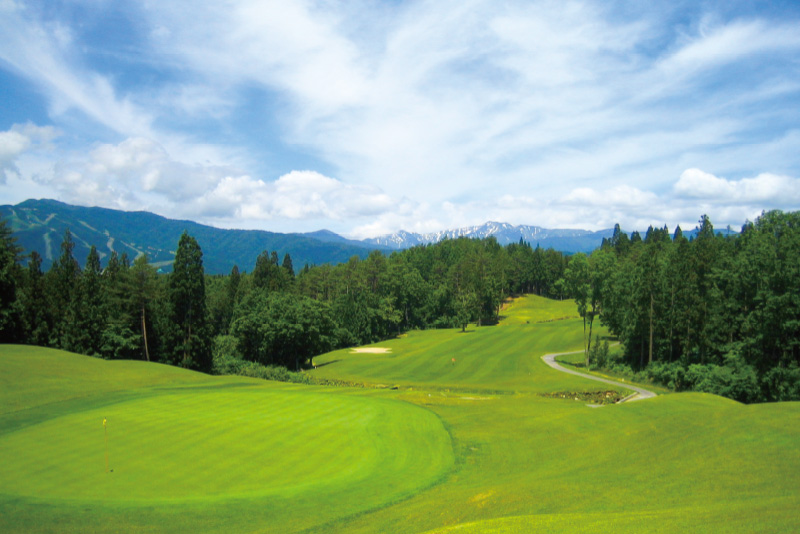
583,316 -> 588,367
648,292 -> 654,365
141,305 -> 150,362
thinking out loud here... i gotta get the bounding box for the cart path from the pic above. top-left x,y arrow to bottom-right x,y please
541,350 -> 656,402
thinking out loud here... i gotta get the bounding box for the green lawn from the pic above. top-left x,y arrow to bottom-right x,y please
499,293 -> 579,325
1,294 -> 798,533
0,346 -> 452,533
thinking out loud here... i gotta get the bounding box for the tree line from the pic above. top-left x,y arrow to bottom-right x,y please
570,211 -> 800,402
0,220 -> 568,373
2,211 -> 798,403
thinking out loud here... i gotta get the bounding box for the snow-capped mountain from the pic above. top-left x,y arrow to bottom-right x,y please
363,221 -> 615,253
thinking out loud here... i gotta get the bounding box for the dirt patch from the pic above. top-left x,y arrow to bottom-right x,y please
539,390 -> 625,405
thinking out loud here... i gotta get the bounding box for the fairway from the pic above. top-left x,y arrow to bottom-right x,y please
2,295 -> 799,533
313,300 -> 617,394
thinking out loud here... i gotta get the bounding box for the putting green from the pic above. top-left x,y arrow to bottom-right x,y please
0,384 -> 453,504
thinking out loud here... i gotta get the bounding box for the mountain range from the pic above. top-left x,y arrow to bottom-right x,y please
363,221 -> 614,251
1,199 -> 623,274
0,199 -> 388,274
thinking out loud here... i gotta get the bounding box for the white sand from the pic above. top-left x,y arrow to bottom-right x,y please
350,347 -> 392,354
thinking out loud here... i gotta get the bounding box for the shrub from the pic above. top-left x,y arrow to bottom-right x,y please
646,361 -> 688,391
760,363 -> 800,402
211,335 -> 312,384
684,350 -> 761,403
588,336 -> 609,369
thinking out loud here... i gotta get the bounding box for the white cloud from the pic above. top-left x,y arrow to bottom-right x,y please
660,20 -> 800,75
0,123 -> 59,182
674,168 -> 800,205
562,185 -> 659,208
0,4 -> 154,137
0,131 -> 29,181
16,134 -> 404,230
198,170 -> 397,224
2,2 -> 800,238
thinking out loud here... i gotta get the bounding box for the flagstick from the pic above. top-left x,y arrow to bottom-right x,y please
104,418 -> 109,473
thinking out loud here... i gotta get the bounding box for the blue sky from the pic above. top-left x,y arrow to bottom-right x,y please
1,0 -> 799,238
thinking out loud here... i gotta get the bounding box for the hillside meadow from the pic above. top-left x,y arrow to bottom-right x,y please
1,295 -> 798,533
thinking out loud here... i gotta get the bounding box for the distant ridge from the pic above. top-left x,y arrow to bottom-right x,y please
1,200 -> 732,274
0,199 -> 388,274
363,221 -> 615,253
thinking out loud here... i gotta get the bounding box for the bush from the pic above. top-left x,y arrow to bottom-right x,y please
760,363 -> 800,402
588,336 -> 609,369
683,350 -> 761,403
646,361 -> 688,391
211,335 -> 312,384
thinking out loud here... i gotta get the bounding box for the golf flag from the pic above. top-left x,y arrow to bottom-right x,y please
103,417 -> 109,473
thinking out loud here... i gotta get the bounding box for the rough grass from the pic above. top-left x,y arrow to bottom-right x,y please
1,294 -> 798,533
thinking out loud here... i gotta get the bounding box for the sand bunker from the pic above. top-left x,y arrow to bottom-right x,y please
350,347 -> 392,354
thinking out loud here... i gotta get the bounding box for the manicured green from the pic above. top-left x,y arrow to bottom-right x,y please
1,294 -> 798,533
0,346 -> 452,533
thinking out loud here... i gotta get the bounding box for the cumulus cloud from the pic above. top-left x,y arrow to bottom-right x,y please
562,185 -> 659,208
538,168 -> 800,232
198,170 -> 397,223
21,134 -> 404,231
0,123 -> 59,182
31,137 -> 235,210
674,168 -> 800,205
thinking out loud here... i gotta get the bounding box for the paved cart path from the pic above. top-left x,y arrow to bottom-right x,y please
542,351 -> 656,402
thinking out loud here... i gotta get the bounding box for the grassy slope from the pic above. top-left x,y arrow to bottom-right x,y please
0,347 -> 453,533
2,294 -> 798,533
313,296 -> 614,394
310,295 -> 799,533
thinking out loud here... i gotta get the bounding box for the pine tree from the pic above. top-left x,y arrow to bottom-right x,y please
80,246 -> 106,356
49,230 -> 81,349
0,218 -> 22,342
100,251 -> 140,360
166,232 -> 211,371
282,253 -> 295,279
19,251 -> 51,346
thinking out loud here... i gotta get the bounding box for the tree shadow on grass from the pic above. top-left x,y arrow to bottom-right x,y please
307,359 -> 340,369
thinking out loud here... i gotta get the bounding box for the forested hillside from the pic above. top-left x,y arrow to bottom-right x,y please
1,210 -> 798,402
0,199 -> 385,273
0,216 -> 568,372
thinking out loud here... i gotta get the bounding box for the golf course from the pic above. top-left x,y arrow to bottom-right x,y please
1,295 -> 798,533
